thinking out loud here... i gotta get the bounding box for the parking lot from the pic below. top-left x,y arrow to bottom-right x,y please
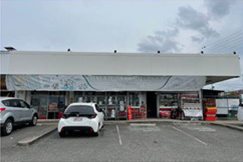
1,123 -> 243,162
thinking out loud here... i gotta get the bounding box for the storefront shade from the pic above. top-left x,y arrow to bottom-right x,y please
6,75 -> 206,91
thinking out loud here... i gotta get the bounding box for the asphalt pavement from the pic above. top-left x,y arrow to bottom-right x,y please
1,123 -> 243,162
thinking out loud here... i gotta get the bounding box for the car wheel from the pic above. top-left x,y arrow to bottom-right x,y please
93,127 -> 100,137
30,115 -> 38,126
93,131 -> 99,137
59,132 -> 66,137
2,118 -> 14,136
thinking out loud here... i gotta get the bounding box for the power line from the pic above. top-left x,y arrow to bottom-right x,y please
187,29 -> 243,54
204,29 -> 243,49
205,36 -> 243,51
206,40 -> 243,52
204,34 -> 243,51
205,40 -> 243,53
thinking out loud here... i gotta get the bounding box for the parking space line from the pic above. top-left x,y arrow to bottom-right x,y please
116,125 -> 123,145
172,126 -> 207,146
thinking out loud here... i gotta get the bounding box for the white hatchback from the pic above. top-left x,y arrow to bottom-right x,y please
58,103 -> 104,137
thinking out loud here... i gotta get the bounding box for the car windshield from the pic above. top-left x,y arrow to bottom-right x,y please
65,105 -> 95,114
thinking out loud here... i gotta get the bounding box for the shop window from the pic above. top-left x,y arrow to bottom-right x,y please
74,91 -> 84,102
159,93 -> 178,107
48,92 -> 66,119
96,92 -> 106,105
31,91 -> 66,119
82,92 -> 96,103
0,91 -> 15,97
129,92 -> 140,107
85,91 -> 95,96
117,92 -> 127,96
31,92 -> 49,119
117,96 -> 126,111
117,95 -> 127,119
106,92 -> 117,119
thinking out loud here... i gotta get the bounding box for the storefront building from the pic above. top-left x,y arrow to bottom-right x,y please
0,51 -> 241,120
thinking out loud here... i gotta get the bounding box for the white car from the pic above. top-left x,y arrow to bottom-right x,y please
58,103 -> 104,137
0,97 -> 38,136
237,106 -> 243,123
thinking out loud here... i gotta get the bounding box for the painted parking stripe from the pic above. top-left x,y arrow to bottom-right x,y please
116,125 -> 123,145
130,123 -> 156,127
172,126 -> 207,146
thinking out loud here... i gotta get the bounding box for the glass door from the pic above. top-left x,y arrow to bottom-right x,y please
31,92 -> 49,119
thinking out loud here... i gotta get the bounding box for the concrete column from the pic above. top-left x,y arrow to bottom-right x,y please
15,91 -> 25,100
67,91 -> 74,105
199,89 -> 204,120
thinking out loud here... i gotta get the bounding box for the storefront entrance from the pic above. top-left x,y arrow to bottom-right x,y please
147,92 -> 157,118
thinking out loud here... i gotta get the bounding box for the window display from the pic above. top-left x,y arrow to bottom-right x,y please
96,92 -> 107,118
159,93 -> 178,118
31,91 -> 66,119
129,92 -> 140,107
107,92 -> 117,119
159,93 -> 178,108
31,92 -> 49,119
74,92 -> 83,102
117,95 -> 127,119
74,92 -> 128,120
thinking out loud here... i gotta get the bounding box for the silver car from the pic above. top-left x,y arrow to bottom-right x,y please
0,97 -> 38,136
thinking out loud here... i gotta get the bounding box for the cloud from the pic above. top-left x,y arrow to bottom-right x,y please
137,28 -> 181,53
205,0 -> 235,19
191,36 -> 204,43
138,1 -> 230,52
176,6 -> 219,38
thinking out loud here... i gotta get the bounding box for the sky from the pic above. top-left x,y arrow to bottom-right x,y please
1,0 -> 243,91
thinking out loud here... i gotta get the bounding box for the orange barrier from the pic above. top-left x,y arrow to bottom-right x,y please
127,106 -> 132,120
205,107 -> 217,113
204,100 -> 217,121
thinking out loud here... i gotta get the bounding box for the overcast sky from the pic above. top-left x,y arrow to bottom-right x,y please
1,0 -> 243,91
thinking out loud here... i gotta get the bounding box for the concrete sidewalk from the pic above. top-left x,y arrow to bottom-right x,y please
17,123 -> 57,146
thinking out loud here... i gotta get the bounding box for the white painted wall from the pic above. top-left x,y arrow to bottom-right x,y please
1,51 -> 240,77
0,51 -> 10,74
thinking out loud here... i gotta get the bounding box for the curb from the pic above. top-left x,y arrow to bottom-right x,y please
209,122 -> 243,132
17,125 -> 57,146
105,120 -> 204,125
38,119 -> 59,124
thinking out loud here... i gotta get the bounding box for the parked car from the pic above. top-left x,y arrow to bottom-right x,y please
237,106 -> 243,123
0,97 -> 38,136
58,103 -> 104,137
